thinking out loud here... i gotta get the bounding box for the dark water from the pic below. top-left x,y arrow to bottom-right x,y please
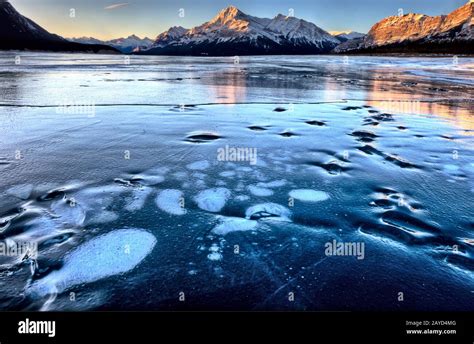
0,53 -> 472,311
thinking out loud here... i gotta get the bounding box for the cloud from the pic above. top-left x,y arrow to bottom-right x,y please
104,3 -> 129,10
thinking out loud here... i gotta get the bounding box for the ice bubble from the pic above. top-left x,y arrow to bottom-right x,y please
212,216 -> 258,236
207,252 -> 222,261
124,187 -> 153,212
27,228 -> 156,298
219,171 -> 236,178
192,172 -> 207,180
194,188 -> 231,213
235,195 -> 250,202
140,175 -> 165,186
207,244 -> 223,261
156,189 -> 186,215
245,203 -> 291,221
87,210 -> 119,225
236,167 -> 253,172
51,199 -> 86,227
257,180 -> 287,188
289,189 -> 329,202
173,171 -> 188,179
187,160 -> 210,171
248,185 -> 274,197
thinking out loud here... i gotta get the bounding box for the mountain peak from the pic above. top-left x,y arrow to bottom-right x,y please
220,5 -> 241,16
210,5 -> 245,24
274,13 -> 287,19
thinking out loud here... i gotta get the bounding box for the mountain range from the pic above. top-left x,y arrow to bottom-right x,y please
330,31 -> 366,42
143,6 -> 341,55
335,1 -> 474,54
0,1 -> 472,55
69,35 -> 154,53
0,0 -> 118,53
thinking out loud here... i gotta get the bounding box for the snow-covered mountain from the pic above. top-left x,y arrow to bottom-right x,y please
154,26 -> 188,47
70,35 -> 154,53
331,31 -> 366,42
0,1 -> 118,53
335,1 -> 474,54
144,6 -> 339,55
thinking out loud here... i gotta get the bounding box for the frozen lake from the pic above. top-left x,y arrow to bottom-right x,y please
0,53 -> 473,311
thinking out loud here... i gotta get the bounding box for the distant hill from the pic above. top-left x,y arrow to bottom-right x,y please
0,1 -> 118,53
69,35 -> 154,53
331,31 -> 366,43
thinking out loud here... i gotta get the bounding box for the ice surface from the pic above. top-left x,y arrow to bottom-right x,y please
0,53 -> 472,311
194,188 -> 231,213
6,184 -> 33,200
27,229 -> 156,298
156,189 -> 186,215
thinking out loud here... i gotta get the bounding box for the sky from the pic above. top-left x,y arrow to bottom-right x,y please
9,0 -> 469,40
